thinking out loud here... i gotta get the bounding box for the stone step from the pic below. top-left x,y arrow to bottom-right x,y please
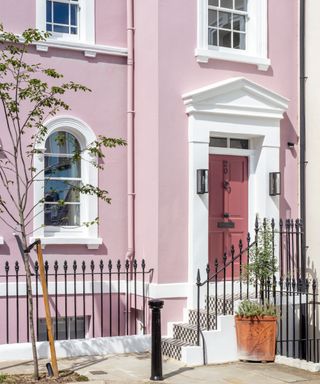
161,337 -> 195,361
188,309 -> 216,329
205,296 -> 234,315
173,323 -> 203,345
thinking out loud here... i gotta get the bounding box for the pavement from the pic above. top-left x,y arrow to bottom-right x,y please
0,353 -> 320,383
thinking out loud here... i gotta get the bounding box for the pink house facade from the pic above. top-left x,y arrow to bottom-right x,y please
0,0 -> 300,354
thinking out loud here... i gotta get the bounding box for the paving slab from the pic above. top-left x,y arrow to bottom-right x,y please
0,353 -> 320,383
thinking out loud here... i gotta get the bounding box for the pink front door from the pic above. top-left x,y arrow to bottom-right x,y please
208,155 -> 248,273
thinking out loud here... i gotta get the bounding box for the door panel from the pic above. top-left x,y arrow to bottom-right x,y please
208,155 -> 248,277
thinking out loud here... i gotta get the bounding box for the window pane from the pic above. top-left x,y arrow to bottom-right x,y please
45,156 -> 81,178
45,132 -> 80,154
208,0 -> 219,5
53,1 -> 69,24
210,137 -> 228,147
70,317 -> 85,339
37,319 -> 48,342
45,180 -> 80,203
233,32 -> 246,49
218,11 -> 232,29
53,24 -> 69,33
208,10 -> 218,27
219,29 -> 232,48
235,0 -> 247,11
71,4 -> 78,26
233,14 -> 246,31
208,28 -> 218,46
221,0 -> 233,9
44,203 -> 80,226
71,27 -> 78,34
230,138 -> 249,149
46,0 -> 52,22
46,24 -> 52,32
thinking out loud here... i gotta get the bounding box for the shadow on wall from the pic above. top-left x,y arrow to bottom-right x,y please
38,334 -> 151,359
279,112 -> 299,219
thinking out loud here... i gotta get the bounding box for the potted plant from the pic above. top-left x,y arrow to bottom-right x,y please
235,218 -> 278,362
235,300 -> 277,362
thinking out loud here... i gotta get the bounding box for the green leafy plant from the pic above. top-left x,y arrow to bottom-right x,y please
236,300 -> 277,318
244,218 -> 277,301
0,373 -> 7,383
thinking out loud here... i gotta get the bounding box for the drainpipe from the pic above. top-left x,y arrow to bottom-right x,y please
125,0 -> 135,262
299,0 -> 307,361
300,0 -> 306,281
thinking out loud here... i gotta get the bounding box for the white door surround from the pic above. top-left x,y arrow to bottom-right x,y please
182,77 -> 289,308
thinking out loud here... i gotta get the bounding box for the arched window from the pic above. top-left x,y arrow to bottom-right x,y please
33,116 -> 102,249
44,131 -> 81,227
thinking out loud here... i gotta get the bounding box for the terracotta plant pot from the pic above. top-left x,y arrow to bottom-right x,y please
235,315 -> 277,362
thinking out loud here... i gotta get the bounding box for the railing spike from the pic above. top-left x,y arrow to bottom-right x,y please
196,268 -> 201,285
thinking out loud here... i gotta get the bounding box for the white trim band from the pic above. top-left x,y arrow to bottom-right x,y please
35,40 -> 128,58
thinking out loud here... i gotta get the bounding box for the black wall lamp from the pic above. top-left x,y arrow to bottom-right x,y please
287,142 -> 295,149
269,172 -> 281,196
197,169 -> 208,194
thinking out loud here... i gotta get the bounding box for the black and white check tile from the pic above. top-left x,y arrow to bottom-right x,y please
162,338 -> 194,360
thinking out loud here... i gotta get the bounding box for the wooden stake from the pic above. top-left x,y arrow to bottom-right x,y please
36,242 -> 59,378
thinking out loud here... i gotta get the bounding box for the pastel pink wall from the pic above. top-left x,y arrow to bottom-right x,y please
0,1 -> 129,266
0,0 -> 127,48
134,0 -> 299,284
0,0 -> 299,288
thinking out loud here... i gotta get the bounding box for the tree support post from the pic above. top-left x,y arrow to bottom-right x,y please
25,239 -> 59,378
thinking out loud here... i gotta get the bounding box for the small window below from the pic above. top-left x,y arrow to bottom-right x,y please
210,136 -> 249,149
210,137 -> 228,148
37,316 -> 87,341
230,138 -> 249,149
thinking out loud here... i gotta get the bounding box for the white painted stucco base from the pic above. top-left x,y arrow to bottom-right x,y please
0,335 -> 151,361
275,355 -> 320,373
168,315 -> 238,366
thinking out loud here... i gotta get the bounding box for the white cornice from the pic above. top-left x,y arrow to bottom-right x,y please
35,40 -> 128,58
1,33 -> 128,58
195,48 -> 271,71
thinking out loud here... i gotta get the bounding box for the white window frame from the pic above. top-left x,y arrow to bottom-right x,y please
196,0 -> 270,71
32,116 -> 102,249
36,0 -> 95,44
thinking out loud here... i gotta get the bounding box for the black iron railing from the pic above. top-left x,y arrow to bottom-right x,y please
0,259 -> 153,344
195,218 -> 320,364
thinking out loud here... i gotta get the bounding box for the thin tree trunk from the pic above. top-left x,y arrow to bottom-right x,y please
21,233 -> 39,380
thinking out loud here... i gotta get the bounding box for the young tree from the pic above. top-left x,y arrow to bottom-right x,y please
0,26 -> 126,379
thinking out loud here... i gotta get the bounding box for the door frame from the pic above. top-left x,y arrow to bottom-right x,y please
182,78 -> 289,309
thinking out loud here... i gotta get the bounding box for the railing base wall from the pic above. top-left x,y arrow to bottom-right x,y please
0,334 -> 151,361
275,355 -> 320,372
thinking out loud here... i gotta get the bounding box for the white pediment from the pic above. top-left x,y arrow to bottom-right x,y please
182,77 -> 289,120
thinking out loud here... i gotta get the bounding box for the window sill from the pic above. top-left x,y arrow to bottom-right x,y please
35,39 -> 128,58
195,48 -> 271,71
30,236 -> 103,249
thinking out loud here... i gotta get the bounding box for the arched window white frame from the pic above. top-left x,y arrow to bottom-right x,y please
32,116 -> 102,249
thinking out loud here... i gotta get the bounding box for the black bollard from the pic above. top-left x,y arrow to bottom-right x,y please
149,299 -> 164,381
46,362 -> 53,377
